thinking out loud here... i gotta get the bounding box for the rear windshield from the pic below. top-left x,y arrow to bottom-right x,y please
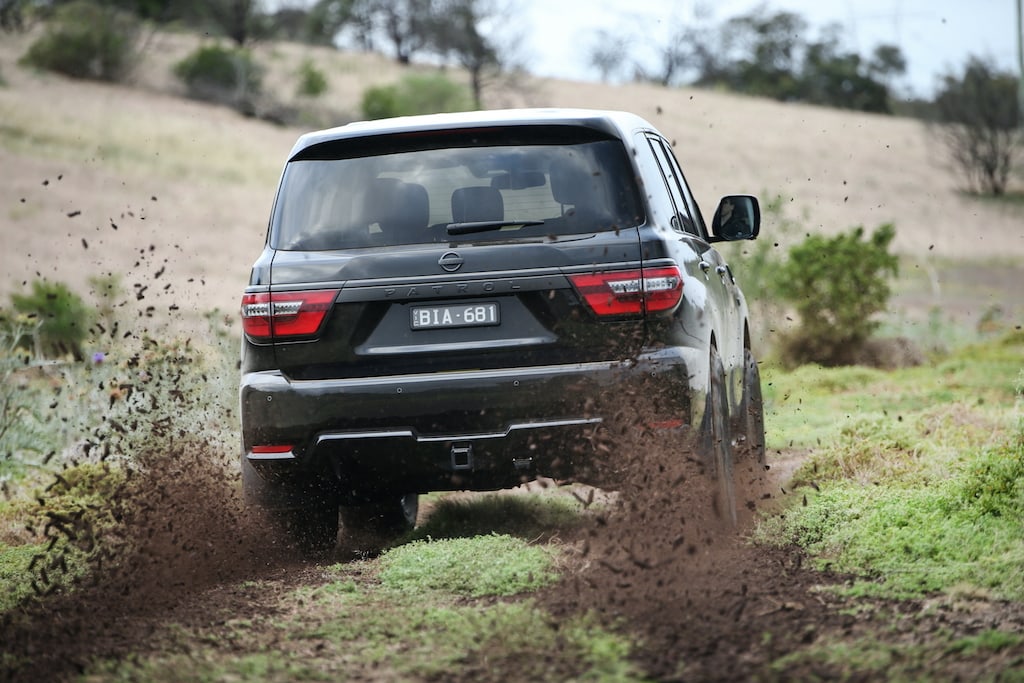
270,132 -> 644,251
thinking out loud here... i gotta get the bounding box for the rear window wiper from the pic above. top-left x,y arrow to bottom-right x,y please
446,220 -> 545,236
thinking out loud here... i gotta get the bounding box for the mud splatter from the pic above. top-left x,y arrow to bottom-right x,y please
0,443 -> 300,681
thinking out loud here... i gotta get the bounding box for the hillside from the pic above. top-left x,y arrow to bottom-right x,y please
1,29 -> 1022,332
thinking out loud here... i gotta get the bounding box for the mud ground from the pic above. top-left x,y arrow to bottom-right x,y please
3,422 -> 1023,682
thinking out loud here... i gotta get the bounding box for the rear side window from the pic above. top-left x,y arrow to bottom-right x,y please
270,131 -> 644,250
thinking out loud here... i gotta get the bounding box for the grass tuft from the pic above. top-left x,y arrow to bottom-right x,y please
379,533 -> 558,597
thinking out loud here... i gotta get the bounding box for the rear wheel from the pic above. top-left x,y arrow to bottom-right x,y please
242,455 -> 340,558
280,501 -> 339,558
701,346 -> 737,525
340,494 -> 419,549
734,347 -> 766,468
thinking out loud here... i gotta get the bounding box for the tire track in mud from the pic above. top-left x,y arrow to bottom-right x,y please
532,416 -> 838,682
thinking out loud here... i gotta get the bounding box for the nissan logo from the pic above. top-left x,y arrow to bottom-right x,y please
438,251 -> 464,272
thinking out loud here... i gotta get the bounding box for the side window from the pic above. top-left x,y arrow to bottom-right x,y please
660,139 -> 709,238
646,135 -> 699,236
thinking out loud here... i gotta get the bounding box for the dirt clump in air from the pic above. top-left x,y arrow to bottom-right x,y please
537,390 -> 842,681
0,444 -> 299,682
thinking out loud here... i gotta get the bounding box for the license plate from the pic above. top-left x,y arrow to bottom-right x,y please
411,302 -> 500,329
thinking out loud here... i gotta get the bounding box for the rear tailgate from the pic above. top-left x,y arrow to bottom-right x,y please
263,232 -> 647,381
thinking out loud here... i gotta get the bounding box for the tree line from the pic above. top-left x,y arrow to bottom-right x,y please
1,0 -> 507,108
590,9 -> 907,115
3,0 -> 1020,195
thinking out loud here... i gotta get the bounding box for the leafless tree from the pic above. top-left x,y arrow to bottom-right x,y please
429,0 -> 507,109
588,29 -> 629,83
363,0 -> 437,64
933,57 -> 1022,196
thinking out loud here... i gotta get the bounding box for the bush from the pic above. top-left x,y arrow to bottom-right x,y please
10,280 -> 91,361
173,44 -> 263,111
774,224 -> 898,367
295,58 -> 328,98
959,437 -> 1024,519
361,72 -> 472,120
20,1 -> 140,82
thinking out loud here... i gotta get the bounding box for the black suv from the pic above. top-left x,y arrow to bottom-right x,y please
240,108 -> 765,552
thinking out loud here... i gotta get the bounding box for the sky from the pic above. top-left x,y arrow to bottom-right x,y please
516,0 -> 1021,97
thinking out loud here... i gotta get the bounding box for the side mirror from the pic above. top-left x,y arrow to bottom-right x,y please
711,195 -> 760,241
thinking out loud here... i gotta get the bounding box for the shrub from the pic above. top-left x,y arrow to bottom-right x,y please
20,1 -> 140,82
173,44 -> 263,111
959,437 -> 1024,519
295,58 -> 328,98
10,280 -> 91,361
774,223 -> 898,367
361,72 -> 472,120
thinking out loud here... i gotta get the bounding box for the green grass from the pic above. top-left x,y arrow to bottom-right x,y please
761,335 -> 1022,452
92,598 -> 645,682
771,629 -> 1024,682
760,470 -> 1024,599
89,540 -> 644,682
379,533 -> 558,597
0,542 -> 44,611
947,630 -> 1024,657
758,332 -> 1024,601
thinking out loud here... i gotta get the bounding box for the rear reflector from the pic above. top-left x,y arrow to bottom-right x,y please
241,289 -> 337,340
251,444 -> 294,453
569,266 -> 683,317
248,444 -> 296,461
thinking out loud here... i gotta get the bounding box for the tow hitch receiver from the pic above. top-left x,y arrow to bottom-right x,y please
451,443 -> 473,471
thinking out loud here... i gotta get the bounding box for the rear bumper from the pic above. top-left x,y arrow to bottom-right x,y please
240,347 -> 705,501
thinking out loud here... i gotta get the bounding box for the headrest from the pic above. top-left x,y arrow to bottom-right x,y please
549,158 -> 596,206
366,178 -> 429,236
451,186 -> 504,223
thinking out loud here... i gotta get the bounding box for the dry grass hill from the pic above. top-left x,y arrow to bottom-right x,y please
1,29 -> 1022,338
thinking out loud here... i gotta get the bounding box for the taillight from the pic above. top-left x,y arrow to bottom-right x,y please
569,266 -> 683,317
240,289 -> 338,340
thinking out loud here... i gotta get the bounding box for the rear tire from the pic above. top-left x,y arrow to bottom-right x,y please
735,347 -> 766,468
280,501 -> 339,558
340,494 -> 419,549
242,454 -> 340,558
701,346 -> 737,525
